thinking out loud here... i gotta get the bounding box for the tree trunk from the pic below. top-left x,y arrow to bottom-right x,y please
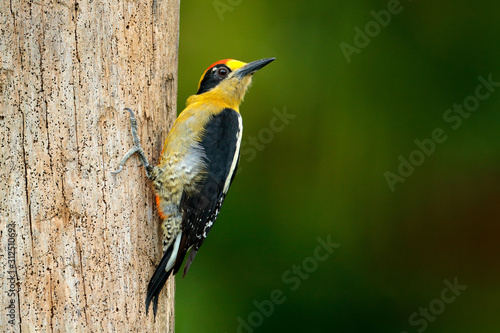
0,0 -> 179,331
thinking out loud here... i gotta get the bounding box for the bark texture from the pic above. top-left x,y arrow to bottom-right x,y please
0,0 -> 179,331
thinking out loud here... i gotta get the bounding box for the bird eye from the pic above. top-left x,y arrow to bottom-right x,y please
217,67 -> 228,78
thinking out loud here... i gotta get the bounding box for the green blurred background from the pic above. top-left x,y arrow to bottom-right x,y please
175,1 -> 500,332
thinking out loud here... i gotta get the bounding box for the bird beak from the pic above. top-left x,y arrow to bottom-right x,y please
235,57 -> 276,78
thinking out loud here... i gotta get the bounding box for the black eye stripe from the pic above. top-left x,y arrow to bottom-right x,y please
197,64 -> 232,95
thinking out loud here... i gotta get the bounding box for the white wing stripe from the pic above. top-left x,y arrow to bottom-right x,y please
223,113 -> 242,194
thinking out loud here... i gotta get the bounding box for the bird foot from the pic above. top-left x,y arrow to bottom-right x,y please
111,108 -> 153,177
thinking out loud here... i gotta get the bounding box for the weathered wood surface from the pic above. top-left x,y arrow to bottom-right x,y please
0,0 -> 179,331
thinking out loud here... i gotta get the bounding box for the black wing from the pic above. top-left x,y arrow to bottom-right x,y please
173,108 -> 242,276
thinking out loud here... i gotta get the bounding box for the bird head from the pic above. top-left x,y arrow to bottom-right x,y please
188,58 -> 275,109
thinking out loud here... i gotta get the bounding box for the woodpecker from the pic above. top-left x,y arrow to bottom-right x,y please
112,57 -> 275,317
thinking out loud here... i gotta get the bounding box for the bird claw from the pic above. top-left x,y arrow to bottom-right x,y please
111,165 -> 123,175
111,145 -> 143,175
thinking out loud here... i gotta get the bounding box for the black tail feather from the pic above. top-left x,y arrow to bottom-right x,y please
183,248 -> 198,278
145,245 -> 174,318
